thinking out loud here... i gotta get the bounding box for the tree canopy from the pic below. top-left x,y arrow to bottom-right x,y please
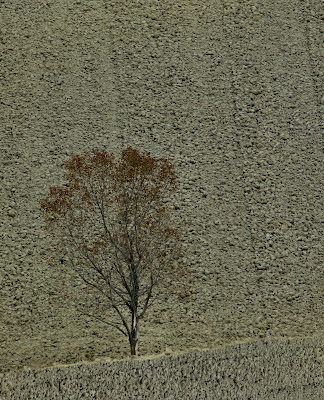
40,147 -> 190,355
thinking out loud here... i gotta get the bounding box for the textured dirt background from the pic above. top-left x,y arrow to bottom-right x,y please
0,0 -> 323,373
1,336 -> 323,399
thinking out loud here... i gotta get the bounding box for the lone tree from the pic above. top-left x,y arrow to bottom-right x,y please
40,147 -> 189,356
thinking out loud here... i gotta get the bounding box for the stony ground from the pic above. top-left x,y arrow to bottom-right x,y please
1,0 -> 323,373
1,336 -> 323,399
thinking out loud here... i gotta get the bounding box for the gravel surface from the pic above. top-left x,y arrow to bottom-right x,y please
1,0 -> 323,373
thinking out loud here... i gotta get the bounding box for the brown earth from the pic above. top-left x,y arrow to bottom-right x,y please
0,0 -> 323,373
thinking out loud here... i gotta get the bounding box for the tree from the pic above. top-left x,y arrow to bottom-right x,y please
40,147 -> 189,356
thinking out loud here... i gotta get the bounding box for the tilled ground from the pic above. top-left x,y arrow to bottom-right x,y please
0,0 -> 323,373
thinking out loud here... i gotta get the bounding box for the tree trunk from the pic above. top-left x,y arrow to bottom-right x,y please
129,337 -> 139,356
129,314 -> 140,356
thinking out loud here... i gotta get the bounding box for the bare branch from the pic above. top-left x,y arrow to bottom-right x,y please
75,306 -> 128,337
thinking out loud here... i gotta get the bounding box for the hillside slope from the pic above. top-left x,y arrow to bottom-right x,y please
0,0 -> 323,373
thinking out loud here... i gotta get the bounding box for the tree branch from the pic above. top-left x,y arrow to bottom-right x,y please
75,306 -> 128,337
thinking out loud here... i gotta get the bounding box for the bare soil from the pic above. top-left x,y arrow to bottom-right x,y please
0,0 -> 323,373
